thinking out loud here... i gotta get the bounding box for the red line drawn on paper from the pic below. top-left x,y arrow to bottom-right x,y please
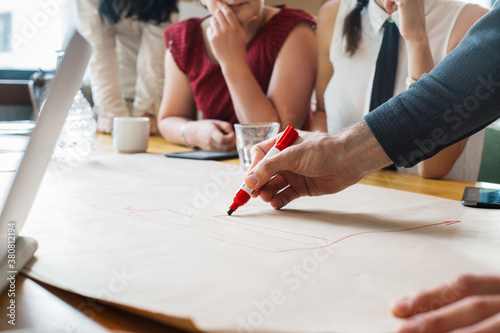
274,220 -> 461,253
95,205 -> 461,253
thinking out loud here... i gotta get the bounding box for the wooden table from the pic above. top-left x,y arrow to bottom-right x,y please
0,134 -> 491,332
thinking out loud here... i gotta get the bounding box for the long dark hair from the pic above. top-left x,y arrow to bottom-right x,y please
98,0 -> 178,25
342,0 -> 368,57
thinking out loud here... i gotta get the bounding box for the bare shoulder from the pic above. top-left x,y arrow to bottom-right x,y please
317,0 -> 342,50
455,3 -> 490,30
276,13 -> 318,65
283,19 -> 317,53
448,4 -> 490,52
319,0 -> 342,21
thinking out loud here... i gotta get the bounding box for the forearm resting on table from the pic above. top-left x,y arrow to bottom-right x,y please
158,116 -> 192,147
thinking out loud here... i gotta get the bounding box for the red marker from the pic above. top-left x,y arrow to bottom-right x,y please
227,126 -> 299,215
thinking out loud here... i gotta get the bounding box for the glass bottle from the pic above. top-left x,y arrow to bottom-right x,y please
51,50 -> 96,164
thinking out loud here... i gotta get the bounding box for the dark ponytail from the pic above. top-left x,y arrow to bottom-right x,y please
99,0 -> 178,25
342,0 -> 368,57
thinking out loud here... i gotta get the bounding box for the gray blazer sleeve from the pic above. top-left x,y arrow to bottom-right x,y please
365,3 -> 500,168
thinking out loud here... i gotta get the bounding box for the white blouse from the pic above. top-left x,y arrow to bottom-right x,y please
324,0 -> 485,181
77,0 -> 178,119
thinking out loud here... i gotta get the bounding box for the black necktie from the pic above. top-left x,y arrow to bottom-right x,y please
370,19 -> 399,171
370,19 -> 399,111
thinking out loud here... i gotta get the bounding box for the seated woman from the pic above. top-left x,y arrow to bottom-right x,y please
158,0 -> 317,151
312,0 -> 488,181
77,0 -> 179,134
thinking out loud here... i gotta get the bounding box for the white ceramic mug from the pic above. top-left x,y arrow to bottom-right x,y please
113,117 -> 150,153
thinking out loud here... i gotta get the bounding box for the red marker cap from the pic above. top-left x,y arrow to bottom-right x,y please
275,126 -> 298,151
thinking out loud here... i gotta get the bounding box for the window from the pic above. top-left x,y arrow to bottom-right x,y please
0,12 -> 12,52
0,1 -> 77,70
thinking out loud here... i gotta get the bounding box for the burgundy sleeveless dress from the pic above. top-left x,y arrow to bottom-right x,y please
164,5 -> 316,129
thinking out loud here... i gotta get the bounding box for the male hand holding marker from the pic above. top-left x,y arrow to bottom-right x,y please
227,126 -> 299,215
242,122 -> 391,210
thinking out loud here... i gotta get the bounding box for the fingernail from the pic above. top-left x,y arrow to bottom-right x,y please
393,296 -> 412,317
245,173 -> 258,188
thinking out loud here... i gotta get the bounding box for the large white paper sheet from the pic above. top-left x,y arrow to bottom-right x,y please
22,154 -> 500,332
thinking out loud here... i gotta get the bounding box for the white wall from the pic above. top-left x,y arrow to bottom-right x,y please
179,1 -> 209,20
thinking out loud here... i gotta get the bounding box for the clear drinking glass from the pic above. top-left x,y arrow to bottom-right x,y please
234,122 -> 280,170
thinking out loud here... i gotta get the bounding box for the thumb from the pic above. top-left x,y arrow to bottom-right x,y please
245,143 -> 287,189
215,120 -> 234,134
